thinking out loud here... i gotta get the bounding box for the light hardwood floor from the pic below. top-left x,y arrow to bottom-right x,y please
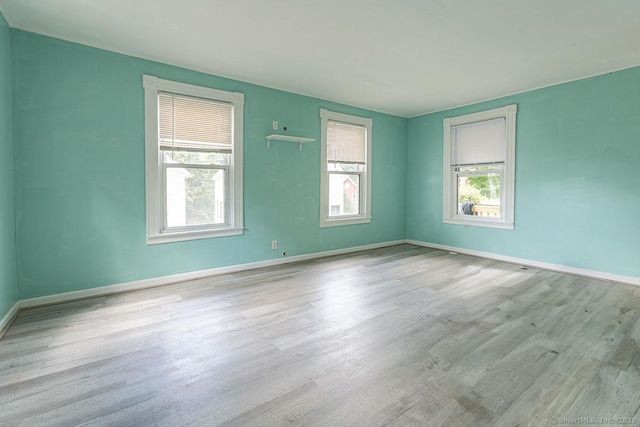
1,244 -> 639,426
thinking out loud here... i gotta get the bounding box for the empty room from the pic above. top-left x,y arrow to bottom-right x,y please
1,1 -> 639,426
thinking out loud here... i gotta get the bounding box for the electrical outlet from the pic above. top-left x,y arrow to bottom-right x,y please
272,121 -> 278,130
272,240 -> 278,250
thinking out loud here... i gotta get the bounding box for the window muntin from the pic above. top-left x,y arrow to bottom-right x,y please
320,109 -> 372,227
443,105 -> 516,229
144,75 -> 244,244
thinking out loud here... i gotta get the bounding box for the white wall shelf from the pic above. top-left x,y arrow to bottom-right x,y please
265,134 -> 315,151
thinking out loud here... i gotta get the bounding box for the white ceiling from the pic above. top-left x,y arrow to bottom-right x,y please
2,0 -> 640,117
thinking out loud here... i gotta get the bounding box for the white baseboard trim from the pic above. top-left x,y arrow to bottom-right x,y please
0,301 -> 20,337
9,238 -> 638,329
19,240 -> 406,309
406,239 -> 640,287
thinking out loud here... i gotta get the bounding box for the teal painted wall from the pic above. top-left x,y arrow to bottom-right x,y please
11,30 -> 408,299
0,13 -> 18,319
6,25 -> 639,306
407,68 -> 640,278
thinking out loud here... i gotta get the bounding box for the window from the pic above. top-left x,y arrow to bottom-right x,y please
143,75 -> 244,244
320,109 -> 372,227
443,104 -> 517,229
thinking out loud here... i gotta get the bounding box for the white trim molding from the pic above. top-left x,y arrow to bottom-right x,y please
19,240 -> 405,309
406,240 -> 640,287
0,301 -> 20,338
3,239 -> 639,337
143,74 -> 245,245
320,108 -> 372,228
443,104 -> 517,229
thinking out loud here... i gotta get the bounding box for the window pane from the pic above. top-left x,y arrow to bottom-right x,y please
166,167 -> 225,227
457,172 -> 501,217
163,150 -> 228,165
328,162 -> 365,173
329,173 -> 360,216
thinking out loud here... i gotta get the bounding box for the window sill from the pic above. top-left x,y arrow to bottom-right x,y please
443,217 -> 514,230
320,216 -> 371,228
147,227 -> 244,245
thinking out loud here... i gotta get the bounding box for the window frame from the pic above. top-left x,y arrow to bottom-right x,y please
143,75 -> 244,244
320,109 -> 372,228
443,104 -> 517,229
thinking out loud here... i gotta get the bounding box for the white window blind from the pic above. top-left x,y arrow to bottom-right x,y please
327,121 -> 366,164
159,93 -> 233,153
452,117 -> 506,166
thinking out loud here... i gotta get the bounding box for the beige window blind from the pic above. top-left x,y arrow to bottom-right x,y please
327,121 -> 366,164
159,93 -> 233,153
452,117 -> 506,166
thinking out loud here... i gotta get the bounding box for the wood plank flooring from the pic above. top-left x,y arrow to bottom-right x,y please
1,244 -> 639,426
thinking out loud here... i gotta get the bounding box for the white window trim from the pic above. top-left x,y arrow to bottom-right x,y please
320,109 -> 372,228
143,75 -> 244,244
443,104 -> 517,230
